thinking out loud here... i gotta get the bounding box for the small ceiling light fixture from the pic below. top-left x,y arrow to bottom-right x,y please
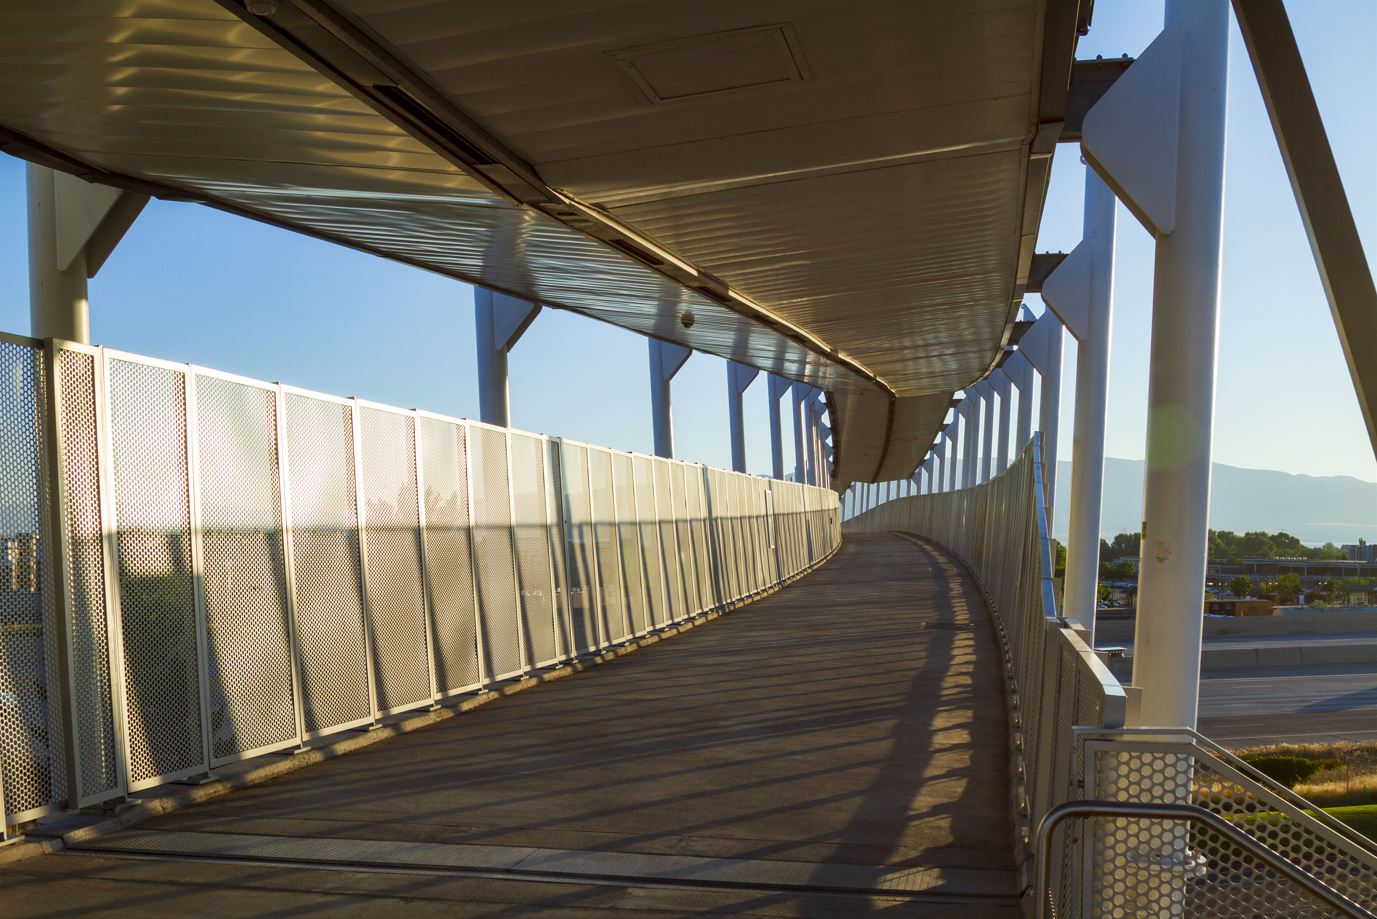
680,310 -> 696,330
246,0 -> 278,16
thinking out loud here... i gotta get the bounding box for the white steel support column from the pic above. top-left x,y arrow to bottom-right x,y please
727,361 -> 759,473
993,368 -> 1013,475
933,437 -> 945,493
27,164 -> 146,343
963,396 -> 980,489
979,380 -> 996,483
475,288 -> 541,427
791,383 -> 809,483
1044,169 -> 1118,636
648,338 -> 691,458
1012,352 -> 1034,455
947,423 -> 960,492
767,374 -> 790,479
1022,312 -> 1064,513
1125,0 -> 1229,729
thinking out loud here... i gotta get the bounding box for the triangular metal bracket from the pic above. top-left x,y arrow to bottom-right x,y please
1082,23 -> 1182,237
1019,312 -> 1064,377
1040,239 -> 1093,341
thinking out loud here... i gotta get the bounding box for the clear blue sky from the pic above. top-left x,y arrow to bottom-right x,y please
0,0 -> 1373,485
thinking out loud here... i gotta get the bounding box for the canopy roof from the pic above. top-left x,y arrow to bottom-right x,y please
0,0 -> 1090,483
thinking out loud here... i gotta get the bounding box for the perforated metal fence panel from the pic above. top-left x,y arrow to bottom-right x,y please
54,348 -> 119,805
558,443 -> 598,654
469,426 -> 522,680
416,416 -> 481,695
359,407 -> 432,715
652,460 -> 684,623
283,393 -> 372,736
544,439 -> 570,659
0,338 -> 64,820
107,358 -> 205,789
632,456 -> 665,630
193,374 -> 297,765
510,432 -> 557,668
611,453 -> 646,638
590,449 -> 626,645
686,469 -> 715,612
670,463 -> 699,616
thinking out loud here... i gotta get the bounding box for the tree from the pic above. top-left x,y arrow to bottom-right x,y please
1228,575 -> 1251,598
1275,573 -> 1302,604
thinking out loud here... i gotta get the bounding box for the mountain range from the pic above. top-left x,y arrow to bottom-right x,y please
1052,457 -> 1377,545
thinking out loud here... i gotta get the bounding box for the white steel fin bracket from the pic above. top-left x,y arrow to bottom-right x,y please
1081,23 -> 1182,237
1040,239 -> 1093,342
53,171 -> 148,277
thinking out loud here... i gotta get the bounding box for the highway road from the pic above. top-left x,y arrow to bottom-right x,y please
1198,663 -> 1377,747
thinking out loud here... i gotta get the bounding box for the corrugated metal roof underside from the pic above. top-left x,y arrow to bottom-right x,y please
0,0 -> 1059,485
0,0 -> 857,392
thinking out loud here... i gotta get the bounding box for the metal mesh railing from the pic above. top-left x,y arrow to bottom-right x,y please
843,436 -> 1124,863
0,337 -> 840,832
843,436 -> 1377,916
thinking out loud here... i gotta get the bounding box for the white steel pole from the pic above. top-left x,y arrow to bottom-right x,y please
1038,329 -> 1064,517
994,369 -> 1012,475
1062,170 -> 1118,637
27,165 -> 90,343
947,424 -> 960,492
1013,354 -> 1034,456
1132,0 -> 1229,730
980,381 -> 996,483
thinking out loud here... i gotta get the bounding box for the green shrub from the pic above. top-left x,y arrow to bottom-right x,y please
1243,754 -> 1323,788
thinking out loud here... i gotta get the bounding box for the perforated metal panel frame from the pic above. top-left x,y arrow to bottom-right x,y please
417,413 -> 483,697
509,431 -> 558,669
0,334 -> 66,825
590,448 -> 626,646
469,423 -> 524,681
558,441 -> 600,655
611,452 -> 646,639
282,388 -> 373,739
194,370 -> 299,767
105,353 -> 207,791
357,403 -> 433,717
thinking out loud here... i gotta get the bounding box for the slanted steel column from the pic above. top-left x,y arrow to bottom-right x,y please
475,288 -> 541,427
766,374 -> 790,479
993,368 -> 1013,475
1234,0 -> 1377,456
1044,168 -> 1118,636
1083,0 -> 1229,728
648,338 -> 691,458
726,361 -> 759,473
979,380 -> 996,483
27,164 -> 146,343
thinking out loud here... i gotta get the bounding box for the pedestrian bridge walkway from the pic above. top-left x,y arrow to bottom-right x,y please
0,535 -> 1021,917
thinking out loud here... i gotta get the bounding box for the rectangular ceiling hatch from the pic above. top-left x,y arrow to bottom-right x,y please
609,24 -> 810,104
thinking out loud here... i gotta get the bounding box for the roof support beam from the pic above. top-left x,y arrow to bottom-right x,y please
27,164 -> 147,343
1062,57 -> 1136,142
727,361 -> 759,473
649,339 -> 691,458
475,289 -> 541,427
1233,0 -> 1377,457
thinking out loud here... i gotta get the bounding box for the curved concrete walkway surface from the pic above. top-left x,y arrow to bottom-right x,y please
1,534 -> 1017,917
